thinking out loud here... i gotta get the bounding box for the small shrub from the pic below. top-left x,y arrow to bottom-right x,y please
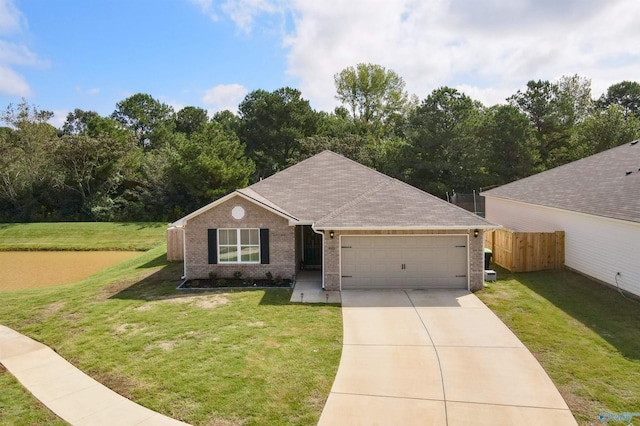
265,271 -> 274,282
215,278 -> 227,287
245,277 -> 254,286
233,271 -> 242,279
274,275 -> 283,285
209,271 -> 217,281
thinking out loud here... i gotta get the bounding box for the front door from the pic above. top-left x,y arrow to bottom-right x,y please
303,226 -> 322,268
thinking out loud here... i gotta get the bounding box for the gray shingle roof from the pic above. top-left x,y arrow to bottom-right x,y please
246,150 -> 496,229
246,150 -> 390,221
482,141 -> 640,223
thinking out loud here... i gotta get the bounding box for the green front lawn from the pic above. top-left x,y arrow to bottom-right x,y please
0,247 -> 342,425
0,222 -> 167,251
477,268 -> 640,425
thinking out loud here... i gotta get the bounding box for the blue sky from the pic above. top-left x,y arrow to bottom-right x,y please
2,0 -> 640,127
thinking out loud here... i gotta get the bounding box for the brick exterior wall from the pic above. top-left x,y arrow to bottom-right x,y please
184,196 -> 295,280
322,229 -> 484,292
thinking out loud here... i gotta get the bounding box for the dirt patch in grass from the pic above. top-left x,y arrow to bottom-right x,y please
158,341 -> 178,351
42,301 -> 66,317
559,384 -> 594,419
162,294 -> 230,309
90,371 -> 138,400
114,323 -> 145,335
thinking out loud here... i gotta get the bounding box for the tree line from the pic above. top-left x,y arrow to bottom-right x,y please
2,63 -> 639,222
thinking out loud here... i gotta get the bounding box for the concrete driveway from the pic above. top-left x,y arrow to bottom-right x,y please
318,290 -> 577,426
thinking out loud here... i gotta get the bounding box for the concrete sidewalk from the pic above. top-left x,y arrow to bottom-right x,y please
0,325 -> 189,426
319,289 -> 578,426
290,270 -> 341,304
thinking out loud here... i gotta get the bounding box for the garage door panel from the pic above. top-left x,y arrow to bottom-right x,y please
341,236 -> 468,290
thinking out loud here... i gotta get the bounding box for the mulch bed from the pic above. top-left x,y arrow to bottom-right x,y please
178,278 -> 293,290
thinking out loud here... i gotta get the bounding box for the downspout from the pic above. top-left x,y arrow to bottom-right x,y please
181,225 -> 187,281
311,225 -> 326,290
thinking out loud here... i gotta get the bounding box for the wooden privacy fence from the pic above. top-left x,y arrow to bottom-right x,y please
485,228 -> 564,272
167,227 -> 184,261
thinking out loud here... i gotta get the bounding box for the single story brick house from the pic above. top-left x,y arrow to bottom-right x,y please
171,151 -> 498,291
482,140 -> 640,297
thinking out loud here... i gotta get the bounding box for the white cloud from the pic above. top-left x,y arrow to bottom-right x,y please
200,0 -> 640,109
0,64 -> 31,96
0,1 -> 47,97
202,83 -> 248,112
221,0 -> 279,33
0,0 -> 24,36
189,0 -> 218,21
190,0 -> 280,32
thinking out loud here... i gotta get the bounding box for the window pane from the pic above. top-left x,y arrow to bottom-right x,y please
219,229 -> 228,245
241,246 -> 260,262
250,229 -> 259,245
240,229 -> 251,245
227,229 -> 237,245
219,246 -> 237,262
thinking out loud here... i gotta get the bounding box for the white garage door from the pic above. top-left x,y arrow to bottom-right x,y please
340,235 -> 468,290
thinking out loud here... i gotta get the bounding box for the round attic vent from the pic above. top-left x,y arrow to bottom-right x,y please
231,206 -> 245,220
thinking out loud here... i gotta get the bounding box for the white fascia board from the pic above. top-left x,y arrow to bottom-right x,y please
312,225 -> 501,231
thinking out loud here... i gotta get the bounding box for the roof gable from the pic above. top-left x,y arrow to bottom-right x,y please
171,191 -> 298,227
482,141 -> 640,223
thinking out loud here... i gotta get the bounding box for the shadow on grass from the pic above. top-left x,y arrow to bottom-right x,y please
513,269 -> 640,360
115,222 -> 166,230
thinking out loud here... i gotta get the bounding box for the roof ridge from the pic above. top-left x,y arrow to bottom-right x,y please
485,139 -> 640,196
249,150 -> 339,189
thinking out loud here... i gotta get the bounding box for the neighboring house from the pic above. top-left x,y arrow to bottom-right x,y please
171,151 -> 498,291
483,140 -> 640,297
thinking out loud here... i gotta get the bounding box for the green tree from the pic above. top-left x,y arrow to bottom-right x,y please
212,109 -> 240,137
175,106 -> 208,137
112,93 -> 174,148
597,81 -> 640,118
167,122 -> 255,212
50,134 -> 139,220
61,109 -> 101,135
406,87 -> 488,195
572,104 -> 640,157
237,87 -> 318,178
509,77 -> 587,169
483,105 -> 540,184
0,100 -> 58,220
62,109 -> 132,142
334,63 -> 410,138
